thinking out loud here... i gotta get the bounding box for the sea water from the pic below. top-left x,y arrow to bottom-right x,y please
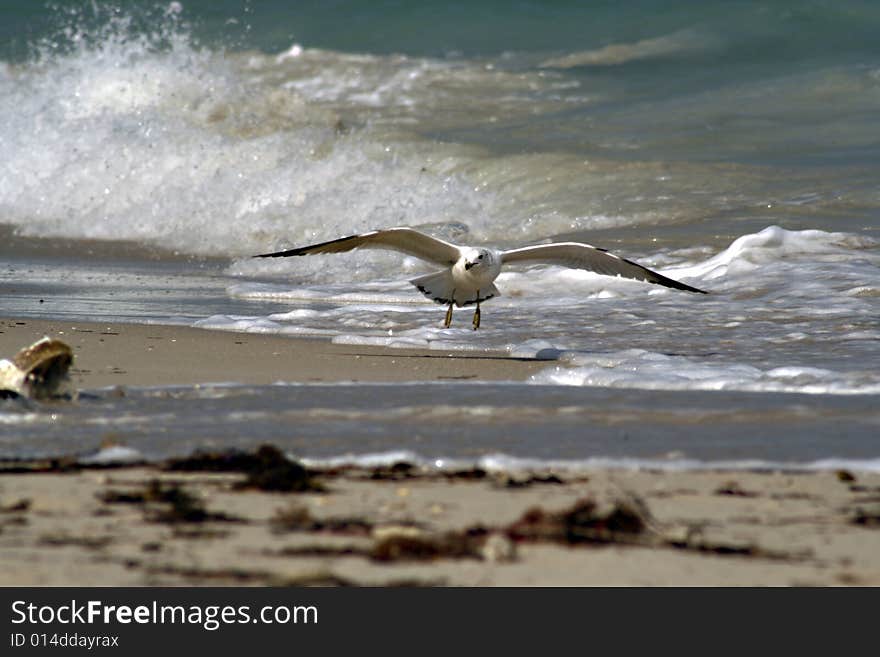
1,1 -> 878,470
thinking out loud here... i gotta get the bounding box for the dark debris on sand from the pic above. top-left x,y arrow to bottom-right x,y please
713,481 -> 760,498
494,473 -> 564,488
0,498 -> 31,513
505,497 -> 648,546
270,504 -> 373,536
836,469 -> 857,483
0,443 -> 823,569
0,457 -> 81,475
164,444 -> 324,493
367,462 -> 419,481
501,496 -> 805,562
269,504 -> 506,563
371,527 -> 492,562
850,504 -> 880,527
100,479 -> 241,524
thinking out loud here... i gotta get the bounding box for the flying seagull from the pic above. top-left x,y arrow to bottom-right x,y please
255,227 -> 707,329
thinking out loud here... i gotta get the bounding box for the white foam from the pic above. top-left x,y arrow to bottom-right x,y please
0,17 -> 526,256
507,339 -> 563,360
300,449 -> 880,474
665,225 -> 879,282
531,348 -> 880,395
0,412 -> 45,425
477,453 -> 880,474
79,445 -> 145,465
300,450 -> 425,469
0,21 -> 647,259
8,12 -> 873,263
194,315 -> 284,333
190,225 -> 880,396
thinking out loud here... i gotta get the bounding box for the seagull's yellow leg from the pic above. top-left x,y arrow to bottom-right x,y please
472,294 -> 481,330
444,302 -> 454,328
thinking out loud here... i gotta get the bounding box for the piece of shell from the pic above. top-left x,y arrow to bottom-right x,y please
0,337 -> 73,399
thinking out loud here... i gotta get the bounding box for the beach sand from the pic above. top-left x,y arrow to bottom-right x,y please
2,317 -> 880,586
0,317 -> 546,387
2,458 -> 879,586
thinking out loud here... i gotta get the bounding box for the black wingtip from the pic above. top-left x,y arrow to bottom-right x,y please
253,233 -> 366,259
681,282 -> 709,294
253,249 -> 299,258
645,266 -> 708,294
648,272 -> 708,294
253,244 -> 317,258
616,254 -> 707,295
637,270 -> 707,294
668,280 -> 709,294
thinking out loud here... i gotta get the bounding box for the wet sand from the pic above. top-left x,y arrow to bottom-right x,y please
2,317 -> 880,586
0,317 -> 546,387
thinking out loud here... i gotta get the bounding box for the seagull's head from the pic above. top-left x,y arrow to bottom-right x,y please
463,248 -> 493,271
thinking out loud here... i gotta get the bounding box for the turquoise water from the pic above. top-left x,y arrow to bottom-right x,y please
6,1 -> 880,62
1,1 -> 878,468
4,0 -> 880,166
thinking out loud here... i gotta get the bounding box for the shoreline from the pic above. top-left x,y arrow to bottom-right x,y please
1,317 -> 547,388
3,316 -> 880,585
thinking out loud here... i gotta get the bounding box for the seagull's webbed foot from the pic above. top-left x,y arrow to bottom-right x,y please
472,297 -> 481,331
444,302 -> 454,328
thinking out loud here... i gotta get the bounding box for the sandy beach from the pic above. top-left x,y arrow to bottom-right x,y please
0,317 -> 546,388
3,0 -> 880,591
2,317 -> 880,586
2,454 -> 879,586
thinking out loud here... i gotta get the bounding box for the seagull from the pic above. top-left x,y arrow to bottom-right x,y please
255,227 -> 707,329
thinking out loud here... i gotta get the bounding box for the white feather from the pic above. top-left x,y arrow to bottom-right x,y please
255,227 -> 707,325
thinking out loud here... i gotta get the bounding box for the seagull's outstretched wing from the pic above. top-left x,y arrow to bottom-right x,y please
254,227 -> 461,267
501,242 -> 707,294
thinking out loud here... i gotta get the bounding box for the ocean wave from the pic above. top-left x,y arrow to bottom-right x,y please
299,450 -> 880,475
4,6 -> 877,261
203,224 -> 880,397
664,225 -> 879,282
529,348 -> 880,395
63,442 -> 880,475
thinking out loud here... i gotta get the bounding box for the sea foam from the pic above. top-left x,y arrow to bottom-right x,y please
7,8 -> 876,264
529,348 -> 880,395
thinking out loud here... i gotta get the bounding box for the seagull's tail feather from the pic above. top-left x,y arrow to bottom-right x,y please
410,272 -> 500,307
411,271 -> 456,306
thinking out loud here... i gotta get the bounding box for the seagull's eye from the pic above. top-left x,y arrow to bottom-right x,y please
478,254 -> 484,260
